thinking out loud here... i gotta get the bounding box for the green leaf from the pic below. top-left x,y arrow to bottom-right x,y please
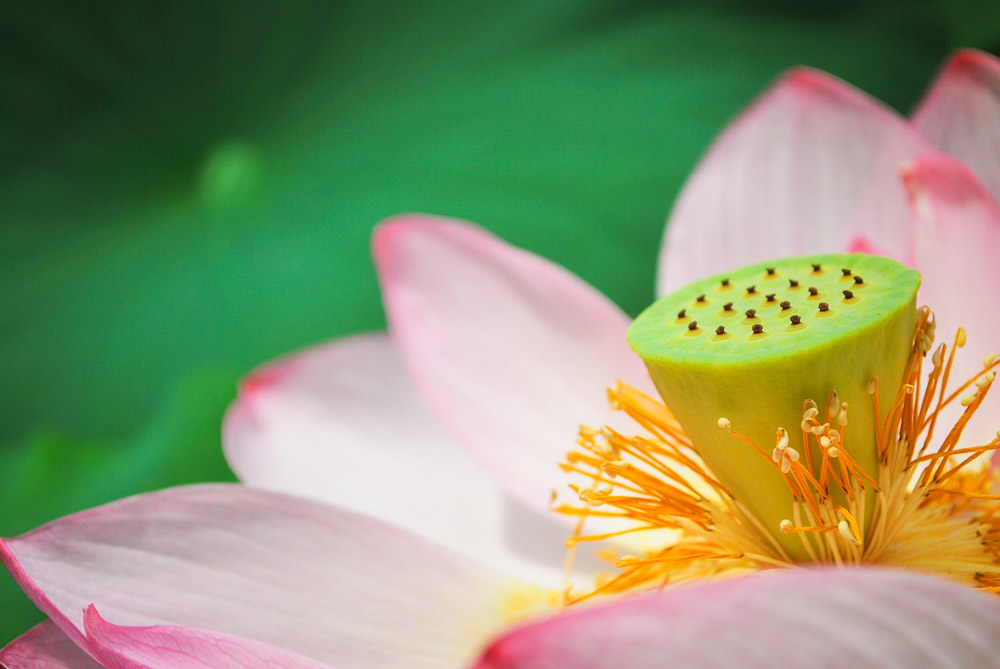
937,0 -> 1000,50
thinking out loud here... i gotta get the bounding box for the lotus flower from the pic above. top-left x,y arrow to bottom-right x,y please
4,49 -> 1000,668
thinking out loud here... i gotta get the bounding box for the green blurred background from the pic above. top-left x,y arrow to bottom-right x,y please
2,0 -> 999,642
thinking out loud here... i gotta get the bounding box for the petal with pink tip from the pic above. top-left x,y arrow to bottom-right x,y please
83,606 -> 336,669
912,49 -> 1000,203
472,568 -> 1000,669
902,153 -> 1000,448
1,485 -> 544,669
0,621 -> 100,669
223,333 -> 571,587
659,68 -> 932,294
374,215 -> 654,512
844,233 -> 914,265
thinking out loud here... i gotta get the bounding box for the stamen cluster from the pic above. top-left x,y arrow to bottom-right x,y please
559,307 -> 1000,602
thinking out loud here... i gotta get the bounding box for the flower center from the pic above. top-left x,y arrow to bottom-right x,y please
628,253 -> 919,559
558,254 -> 1000,603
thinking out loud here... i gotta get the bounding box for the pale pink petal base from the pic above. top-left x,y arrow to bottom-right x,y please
1,485 -> 531,669
224,333 -> 572,587
913,49 -> 1000,203
845,233 -> 916,267
474,568 -> 1000,668
83,606 -> 336,669
659,68 -> 931,294
374,215 -> 655,512
902,153 -> 1000,447
0,621 -> 100,669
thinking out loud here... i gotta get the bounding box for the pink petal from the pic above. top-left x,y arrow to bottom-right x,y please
82,605 -> 336,669
912,49 -> 1000,203
373,215 -> 653,512
844,233 -> 917,266
1,485 -> 529,669
223,333 -> 571,586
846,233 -> 889,256
659,68 -> 932,294
901,152 -> 1000,447
0,621 -> 100,669
473,568 -> 1000,668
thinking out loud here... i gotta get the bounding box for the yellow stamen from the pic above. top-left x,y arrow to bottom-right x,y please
559,307 -> 1000,600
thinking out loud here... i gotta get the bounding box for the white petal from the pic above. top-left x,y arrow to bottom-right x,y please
224,333 -> 571,586
659,68 -> 931,294
913,49 -> 1000,204
82,605 -> 336,669
1,485 -> 543,669
374,215 -> 654,513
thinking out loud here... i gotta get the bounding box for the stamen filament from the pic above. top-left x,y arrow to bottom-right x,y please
559,299 -> 1000,603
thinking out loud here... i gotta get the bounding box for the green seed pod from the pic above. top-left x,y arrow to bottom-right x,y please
628,254 -> 920,560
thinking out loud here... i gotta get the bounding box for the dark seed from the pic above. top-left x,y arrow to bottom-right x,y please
697,294 -> 706,302
678,309 -> 687,318
688,321 -> 698,331
854,275 -> 864,285
843,290 -> 854,299
790,315 -> 802,325
715,326 -> 726,335
841,268 -> 852,276
811,263 -> 821,272
723,302 -> 733,311
721,278 -> 730,287
746,285 -> 756,295
789,279 -> 799,288
745,309 -> 757,318
818,302 -> 829,312
780,300 -> 791,310
766,267 -> 776,276
752,324 -> 764,334
765,293 -> 776,302
808,287 -> 819,296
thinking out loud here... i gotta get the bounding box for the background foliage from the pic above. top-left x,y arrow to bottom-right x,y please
2,0 -> 998,641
